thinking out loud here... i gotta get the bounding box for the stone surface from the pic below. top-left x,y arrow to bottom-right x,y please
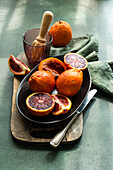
0,0 -> 113,170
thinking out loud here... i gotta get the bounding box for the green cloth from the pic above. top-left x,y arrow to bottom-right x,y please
50,34 -> 99,61
88,61 -> 113,95
50,34 -> 113,96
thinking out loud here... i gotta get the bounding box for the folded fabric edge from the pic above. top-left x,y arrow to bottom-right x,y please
108,61 -> 113,71
50,34 -> 99,60
77,35 -> 99,58
88,61 -> 113,96
85,51 -> 99,61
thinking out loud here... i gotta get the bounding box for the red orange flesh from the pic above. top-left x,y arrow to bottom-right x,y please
64,53 -> 88,70
51,94 -> 72,115
26,92 -> 55,116
38,57 -> 67,79
8,54 -> 30,75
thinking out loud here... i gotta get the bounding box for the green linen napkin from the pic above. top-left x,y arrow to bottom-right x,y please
88,61 -> 113,96
50,34 -> 113,96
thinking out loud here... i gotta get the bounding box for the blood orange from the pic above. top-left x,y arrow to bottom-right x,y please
8,54 -> 30,75
51,94 -> 72,115
38,57 -> 67,79
26,92 -> 55,116
49,20 -> 72,47
29,70 -> 55,93
56,68 -> 83,97
64,53 -> 88,70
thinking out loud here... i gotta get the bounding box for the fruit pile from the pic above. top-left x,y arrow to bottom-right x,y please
8,20 -> 88,117
8,52 -> 88,117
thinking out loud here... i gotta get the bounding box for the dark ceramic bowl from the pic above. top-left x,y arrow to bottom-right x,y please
16,55 -> 91,126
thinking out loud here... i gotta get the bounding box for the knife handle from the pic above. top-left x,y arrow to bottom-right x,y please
50,112 -> 79,148
50,89 -> 97,148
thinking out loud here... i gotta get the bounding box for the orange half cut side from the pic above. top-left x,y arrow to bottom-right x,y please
26,92 -> 55,116
51,94 -> 72,115
64,53 -> 88,70
38,57 -> 67,79
8,54 -> 30,75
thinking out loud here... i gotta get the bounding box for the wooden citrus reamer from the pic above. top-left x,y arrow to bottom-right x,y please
32,11 -> 54,63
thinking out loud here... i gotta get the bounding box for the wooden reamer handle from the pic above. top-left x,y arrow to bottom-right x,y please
36,11 -> 54,42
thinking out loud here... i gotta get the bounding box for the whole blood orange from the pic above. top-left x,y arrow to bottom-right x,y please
8,54 -> 30,75
51,94 -> 72,115
56,69 -> 83,97
29,70 -> 55,93
26,92 -> 55,116
49,20 -> 72,47
64,53 -> 88,70
38,57 -> 67,79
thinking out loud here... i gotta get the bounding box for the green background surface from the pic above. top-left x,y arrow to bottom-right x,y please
0,0 -> 113,170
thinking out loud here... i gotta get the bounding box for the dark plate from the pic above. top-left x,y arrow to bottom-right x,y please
16,55 -> 91,125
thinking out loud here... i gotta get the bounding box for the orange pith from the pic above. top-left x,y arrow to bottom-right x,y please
51,94 -> 72,115
49,20 -> 72,47
56,68 -> 83,97
38,57 -> 67,79
29,70 -> 55,93
64,53 -> 88,70
26,92 -> 55,116
8,54 -> 30,75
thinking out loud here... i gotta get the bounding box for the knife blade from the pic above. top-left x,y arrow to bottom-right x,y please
50,89 -> 97,148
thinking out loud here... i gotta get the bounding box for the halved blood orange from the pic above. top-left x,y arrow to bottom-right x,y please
64,53 -> 88,70
26,92 -> 55,116
8,54 -> 30,75
38,57 -> 67,79
51,94 -> 72,115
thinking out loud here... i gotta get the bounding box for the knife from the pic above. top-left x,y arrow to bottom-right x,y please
50,89 -> 97,148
